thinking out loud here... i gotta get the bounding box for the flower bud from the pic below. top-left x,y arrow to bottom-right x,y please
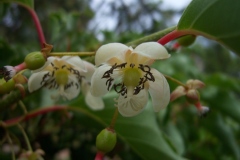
13,74 -> 28,84
177,35 -> 196,47
186,89 -> 200,104
96,128 -> 117,154
24,52 -> 46,70
170,86 -> 186,101
186,79 -> 205,89
0,78 -> 15,94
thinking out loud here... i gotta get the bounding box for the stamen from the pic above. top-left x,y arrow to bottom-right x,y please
41,72 -> 51,85
117,62 -> 127,68
130,63 -> 135,68
114,83 -> 127,96
106,78 -> 114,90
0,67 -> 15,81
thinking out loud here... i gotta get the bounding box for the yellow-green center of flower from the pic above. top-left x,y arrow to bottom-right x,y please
123,68 -> 141,87
55,69 -> 69,85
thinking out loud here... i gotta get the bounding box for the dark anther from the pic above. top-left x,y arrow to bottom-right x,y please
114,83 -> 127,96
62,65 -> 66,69
102,71 -> 111,78
75,83 -> 79,89
54,67 -> 59,70
106,78 -> 114,90
0,67 -> 12,81
51,62 -> 54,66
145,72 -> 155,82
41,72 -> 50,85
116,62 -> 127,69
130,63 -> 135,68
134,86 -> 142,95
138,64 -> 150,72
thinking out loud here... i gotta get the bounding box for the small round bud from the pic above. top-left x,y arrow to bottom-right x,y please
177,35 -> 196,47
96,128 -> 117,154
24,52 -> 46,70
13,74 -> 28,84
0,78 -> 15,94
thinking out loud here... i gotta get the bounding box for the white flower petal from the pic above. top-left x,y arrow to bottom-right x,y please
62,75 -> 80,100
85,91 -> 104,110
81,61 -> 96,82
28,71 -> 49,92
62,56 -> 86,72
148,68 -> 170,112
133,42 -> 170,60
117,89 -> 148,117
95,43 -> 129,66
81,79 -> 104,110
90,65 -> 113,97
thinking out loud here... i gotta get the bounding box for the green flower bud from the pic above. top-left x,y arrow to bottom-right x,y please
177,35 -> 196,47
0,78 -> 15,94
13,74 -> 28,84
24,52 -> 46,70
96,128 -> 117,154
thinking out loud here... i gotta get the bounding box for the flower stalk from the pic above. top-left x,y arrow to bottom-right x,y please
164,74 -> 187,88
126,26 -> 176,47
109,108 -> 119,130
17,123 -> 33,152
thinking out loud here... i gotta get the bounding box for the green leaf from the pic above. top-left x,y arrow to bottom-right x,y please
69,93 -> 186,160
1,0 -> 34,8
178,0 -> 240,55
205,114 -> 240,159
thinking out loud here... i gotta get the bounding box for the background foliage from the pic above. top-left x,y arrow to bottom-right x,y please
0,0 -> 240,160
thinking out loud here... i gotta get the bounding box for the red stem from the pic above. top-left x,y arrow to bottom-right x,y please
94,152 -> 104,160
24,7 -> 46,48
14,62 -> 27,72
157,30 -> 192,45
194,101 -> 202,110
4,106 -> 67,127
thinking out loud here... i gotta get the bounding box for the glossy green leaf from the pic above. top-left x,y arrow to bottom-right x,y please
69,93 -> 186,160
206,114 -> 240,159
1,0 -> 34,8
178,0 -> 240,55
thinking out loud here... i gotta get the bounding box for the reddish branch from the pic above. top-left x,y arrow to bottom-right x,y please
3,105 -> 67,127
157,30 -> 192,45
24,6 -> 46,48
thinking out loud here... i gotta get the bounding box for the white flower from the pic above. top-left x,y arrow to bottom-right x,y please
90,42 -> 171,117
0,66 -> 17,81
28,56 -> 104,110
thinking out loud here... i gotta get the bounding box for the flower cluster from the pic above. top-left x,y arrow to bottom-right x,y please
170,79 -> 209,116
26,42 -> 171,117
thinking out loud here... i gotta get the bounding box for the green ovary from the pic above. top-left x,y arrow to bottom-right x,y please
55,69 -> 69,85
123,68 -> 141,87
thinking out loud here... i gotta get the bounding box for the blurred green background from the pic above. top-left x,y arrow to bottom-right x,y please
0,0 -> 240,160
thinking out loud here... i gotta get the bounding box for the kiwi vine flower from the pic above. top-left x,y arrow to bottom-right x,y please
90,42 -> 171,117
170,79 -> 209,116
28,56 -> 104,110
